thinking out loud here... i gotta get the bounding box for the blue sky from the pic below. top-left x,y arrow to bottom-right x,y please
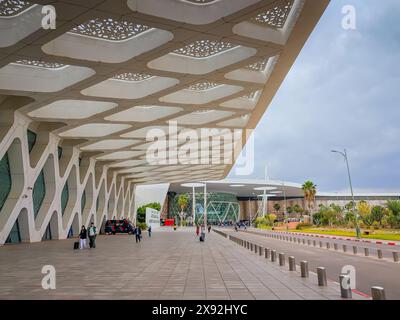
229,0 -> 400,192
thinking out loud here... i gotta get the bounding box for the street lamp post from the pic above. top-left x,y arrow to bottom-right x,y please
331,149 -> 361,239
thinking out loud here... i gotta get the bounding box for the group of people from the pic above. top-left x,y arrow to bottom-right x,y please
78,223 -> 152,248
78,223 -> 97,249
234,221 -> 247,232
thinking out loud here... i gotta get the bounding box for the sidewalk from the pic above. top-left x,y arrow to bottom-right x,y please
0,228 -> 366,300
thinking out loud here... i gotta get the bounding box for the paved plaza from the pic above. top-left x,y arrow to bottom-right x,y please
0,228 -> 367,300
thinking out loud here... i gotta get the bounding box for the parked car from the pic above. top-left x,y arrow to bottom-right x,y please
105,219 -> 134,235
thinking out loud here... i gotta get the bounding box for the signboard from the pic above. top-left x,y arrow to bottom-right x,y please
146,207 -> 160,229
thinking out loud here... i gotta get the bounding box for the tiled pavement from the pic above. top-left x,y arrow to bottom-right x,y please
0,228 -> 367,300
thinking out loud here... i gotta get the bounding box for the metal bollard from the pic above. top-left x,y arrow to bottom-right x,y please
307,239 -> 311,246
343,244 -> 347,252
259,247 -> 263,256
265,248 -> 270,259
392,252 -> 399,262
377,249 -> 383,259
313,240 -> 316,247
317,267 -> 327,286
339,275 -> 352,299
279,253 -> 285,266
300,261 -> 309,278
326,242 -> 330,250
334,243 -> 338,251
353,246 -> 358,255
371,287 -> 386,300
289,256 -> 296,271
271,250 -> 277,262
302,239 -> 306,245
319,241 -> 323,248
255,245 -> 258,254
364,247 -> 369,256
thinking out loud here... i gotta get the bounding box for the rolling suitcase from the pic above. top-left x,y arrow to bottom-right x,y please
73,241 -> 79,250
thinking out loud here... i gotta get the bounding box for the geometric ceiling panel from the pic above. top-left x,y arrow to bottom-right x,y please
96,151 -> 145,161
251,0 -> 294,29
0,0 -> 329,185
171,110 -> 235,125
220,90 -> 261,109
224,55 -> 279,84
80,139 -> 140,151
58,123 -> 131,138
105,105 -> 183,122
120,126 -> 177,139
0,1 -> 42,47
42,18 -> 174,63
69,18 -> 150,41
28,100 -> 118,119
0,61 -> 95,92
232,0 -> 302,45
148,39 -> 257,75
217,114 -> 250,128
81,74 -> 179,100
126,0 -> 262,25
108,159 -> 147,168
159,82 -> 243,105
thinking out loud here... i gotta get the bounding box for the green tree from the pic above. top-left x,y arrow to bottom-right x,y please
301,180 -> 317,213
273,203 -> 281,214
386,200 -> 400,228
293,204 -> 304,216
370,205 -> 385,226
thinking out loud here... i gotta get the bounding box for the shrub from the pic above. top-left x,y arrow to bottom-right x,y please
296,222 -> 313,230
136,222 -> 148,230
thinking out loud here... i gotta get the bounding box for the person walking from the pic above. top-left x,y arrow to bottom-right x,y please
148,225 -> 152,238
200,224 -> 205,242
196,224 -> 200,237
135,226 -> 142,243
207,225 -> 211,233
79,225 -> 87,250
88,222 -> 97,248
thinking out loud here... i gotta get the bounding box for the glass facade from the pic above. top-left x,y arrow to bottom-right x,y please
81,190 -> 86,213
5,219 -> 21,244
27,130 -> 36,153
0,152 -> 11,212
61,182 -> 69,216
42,223 -> 52,241
168,192 -> 240,224
32,170 -> 46,219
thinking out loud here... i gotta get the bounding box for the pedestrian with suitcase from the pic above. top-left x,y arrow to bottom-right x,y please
79,225 -> 87,249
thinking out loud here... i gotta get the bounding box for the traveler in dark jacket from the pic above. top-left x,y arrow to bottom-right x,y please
135,226 -> 142,243
79,226 -> 87,249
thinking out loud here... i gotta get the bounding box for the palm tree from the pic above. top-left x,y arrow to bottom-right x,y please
302,180 -> 317,214
177,194 -> 189,227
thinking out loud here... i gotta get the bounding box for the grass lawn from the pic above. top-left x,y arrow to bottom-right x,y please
288,228 -> 400,241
